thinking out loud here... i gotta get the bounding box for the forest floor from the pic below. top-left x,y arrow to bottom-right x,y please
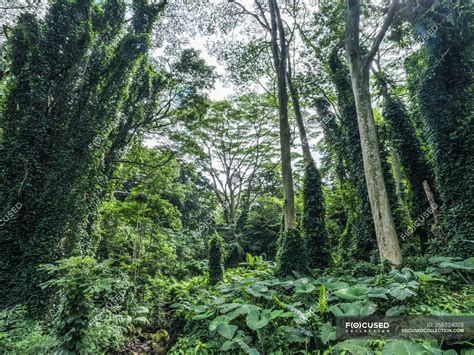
125,256 -> 474,354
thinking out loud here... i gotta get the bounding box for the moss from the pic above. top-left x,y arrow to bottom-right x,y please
150,329 -> 170,354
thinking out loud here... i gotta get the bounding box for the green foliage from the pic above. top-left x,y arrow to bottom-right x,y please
328,48 -> 377,261
170,255 -> 472,354
0,0 -> 166,313
39,257 -> 133,353
276,229 -> 309,277
382,94 -> 435,251
209,234 -> 225,285
0,0 -> 472,352
239,197 -> 281,260
302,161 -> 330,269
0,306 -> 56,354
408,0 -> 474,258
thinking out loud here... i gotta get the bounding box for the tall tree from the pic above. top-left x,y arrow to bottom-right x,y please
408,0 -> 474,258
345,0 -> 402,265
0,0 -> 167,314
266,0 -> 297,231
376,72 -> 437,252
328,49 -> 377,260
179,96 -> 278,225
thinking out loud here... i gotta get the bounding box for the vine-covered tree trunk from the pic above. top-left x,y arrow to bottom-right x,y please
286,61 -> 329,268
328,50 -> 376,261
0,0 -> 166,314
380,84 -> 436,252
410,0 -> 474,257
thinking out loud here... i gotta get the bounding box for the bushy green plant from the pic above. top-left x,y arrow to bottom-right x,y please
0,306 -> 56,354
302,162 -> 330,269
208,234 -> 225,285
39,257 -> 131,353
239,197 -> 281,260
407,0 -> 474,258
276,229 -> 309,277
169,256 -> 473,354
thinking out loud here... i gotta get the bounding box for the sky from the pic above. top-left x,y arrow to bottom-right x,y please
187,35 -> 235,100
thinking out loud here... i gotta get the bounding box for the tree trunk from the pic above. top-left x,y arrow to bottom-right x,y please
286,72 -> 313,166
269,0 -> 296,231
422,180 -> 440,225
345,0 -> 402,266
349,68 -> 402,265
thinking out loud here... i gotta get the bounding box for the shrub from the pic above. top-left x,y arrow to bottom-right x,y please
0,306 -> 56,354
39,257 -> 130,353
276,229 -> 309,277
208,234 -> 225,285
302,162 -> 330,268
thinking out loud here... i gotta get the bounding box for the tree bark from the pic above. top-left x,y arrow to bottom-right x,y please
422,180 -> 440,225
286,70 -> 313,167
269,0 -> 297,231
345,0 -> 402,265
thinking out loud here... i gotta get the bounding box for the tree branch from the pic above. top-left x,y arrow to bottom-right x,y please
363,0 -> 399,69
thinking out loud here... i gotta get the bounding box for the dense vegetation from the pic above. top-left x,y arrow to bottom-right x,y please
0,0 -> 472,354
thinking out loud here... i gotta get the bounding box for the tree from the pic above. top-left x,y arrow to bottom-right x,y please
208,233 -> 224,285
267,0 -> 297,231
226,0 -> 316,270
303,162 -> 330,268
276,229 -> 309,276
327,49 -> 377,260
376,72 -> 437,252
178,95 -> 279,225
345,0 -> 402,266
0,0 -> 167,314
407,0 -> 474,258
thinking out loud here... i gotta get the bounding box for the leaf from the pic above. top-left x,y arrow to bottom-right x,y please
390,268 -> 417,283
235,338 -> 260,355
246,309 -> 271,330
265,278 -> 283,286
209,315 -> 228,332
333,287 -> 368,301
216,323 -> 238,339
220,340 -> 235,351
329,301 -> 377,316
335,339 -> 373,354
439,257 -> 474,271
382,340 -> 426,355
417,274 -> 442,282
278,326 -> 308,343
295,282 -> 316,294
192,311 -> 214,320
193,305 -> 209,314
385,305 -> 406,316
389,284 -> 417,301
319,322 -> 336,344
246,253 -> 255,265
219,303 -> 242,314
270,310 -> 284,320
225,304 -> 260,321
366,287 -> 389,300
320,279 -> 350,290
245,283 -> 275,298
318,285 -> 327,314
